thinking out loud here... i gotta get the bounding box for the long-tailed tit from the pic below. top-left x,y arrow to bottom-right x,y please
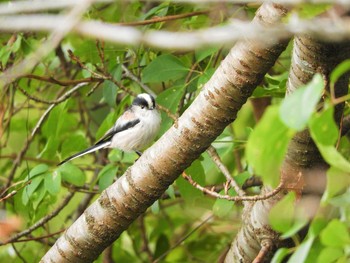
58,93 -> 161,165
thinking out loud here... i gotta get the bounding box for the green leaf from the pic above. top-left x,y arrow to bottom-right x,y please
317,247 -> 343,263
212,189 -> 236,218
330,59 -> 350,85
31,184 -> 47,210
22,176 -> 44,205
157,85 -> 185,114
271,248 -> 291,263
11,35 -> 22,52
176,160 -> 205,203
154,234 -> 170,259
322,167 -> 350,202
61,133 -> 89,159
309,107 -> 338,146
234,171 -> 251,188
309,107 -> 350,172
319,145 -> 350,172
309,218 -> 328,237
281,218 -> 309,239
151,200 -> 160,214
198,68 -> 215,88
142,54 -> 189,83
157,85 -> 186,134
195,47 -> 218,62
269,192 -> 296,233
297,4 -> 331,18
44,171 -> 61,195
280,74 -> 324,131
103,80 -> 118,107
39,136 -> 59,159
57,163 -> 86,187
0,46 -> 11,67
328,191 -> 350,209
42,101 -> 68,138
111,64 -> 122,82
320,219 -> 350,248
246,106 -> 294,187
82,63 -> 96,78
165,185 -> 176,199
288,236 -> 315,263
98,164 -> 118,191
29,164 -> 49,179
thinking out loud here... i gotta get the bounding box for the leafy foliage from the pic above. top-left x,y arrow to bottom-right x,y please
0,1 -> 349,263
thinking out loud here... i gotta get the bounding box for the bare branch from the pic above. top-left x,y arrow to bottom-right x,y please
1,14 -> 350,53
22,74 -> 102,87
182,172 -> 284,202
252,239 -> 274,263
0,0 -> 349,16
207,146 -> 246,197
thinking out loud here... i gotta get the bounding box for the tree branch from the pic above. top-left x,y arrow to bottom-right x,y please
182,172 -> 283,202
41,3 -> 290,261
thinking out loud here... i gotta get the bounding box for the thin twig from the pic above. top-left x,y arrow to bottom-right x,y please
10,229 -> 66,244
182,172 -> 283,202
139,215 -> 154,262
11,244 -> 28,263
68,50 -> 108,80
119,10 -> 210,26
96,39 -> 107,72
0,191 -> 74,245
121,64 -> 156,97
252,239 -> 273,263
22,74 -> 102,87
207,146 -> 246,196
0,180 -> 31,203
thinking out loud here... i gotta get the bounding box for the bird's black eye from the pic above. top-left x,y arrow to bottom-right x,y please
140,105 -> 145,109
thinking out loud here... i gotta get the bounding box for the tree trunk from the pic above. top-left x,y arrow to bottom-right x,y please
224,18 -> 350,263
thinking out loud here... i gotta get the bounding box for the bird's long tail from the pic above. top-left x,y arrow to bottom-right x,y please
58,141 -> 111,166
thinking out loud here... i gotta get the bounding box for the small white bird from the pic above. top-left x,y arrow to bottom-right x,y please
58,93 -> 161,165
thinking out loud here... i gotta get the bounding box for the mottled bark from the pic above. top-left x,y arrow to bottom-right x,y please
41,3 -> 289,263
225,22 -> 350,263
285,37 -> 350,169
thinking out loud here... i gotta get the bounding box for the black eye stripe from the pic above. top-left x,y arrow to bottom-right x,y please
132,94 -> 156,109
150,95 -> 156,109
132,97 -> 149,108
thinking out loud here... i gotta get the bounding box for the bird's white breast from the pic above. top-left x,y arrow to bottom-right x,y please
110,109 -> 161,152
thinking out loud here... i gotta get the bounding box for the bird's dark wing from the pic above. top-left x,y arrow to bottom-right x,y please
94,119 -> 140,145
